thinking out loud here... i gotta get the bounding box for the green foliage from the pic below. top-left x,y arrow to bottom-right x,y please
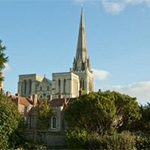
65,92 -> 116,134
112,91 -> 141,131
35,100 -> 52,129
66,128 -> 88,148
0,93 -> 24,149
0,40 -> 8,77
135,132 -> 150,149
139,103 -> 150,133
65,91 -> 141,134
67,129 -> 136,150
65,91 -> 142,149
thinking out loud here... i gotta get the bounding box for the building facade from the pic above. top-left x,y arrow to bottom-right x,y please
18,10 -> 93,101
17,10 -> 94,146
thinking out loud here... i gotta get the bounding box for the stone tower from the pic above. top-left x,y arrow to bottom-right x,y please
73,9 -> 93,94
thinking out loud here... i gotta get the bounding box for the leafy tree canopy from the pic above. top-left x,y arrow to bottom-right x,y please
139,103 -> 150,133
0,93 -> 23,149
34,100 -> 52,129
0,40 -> 8,72
65,91 -> 141,134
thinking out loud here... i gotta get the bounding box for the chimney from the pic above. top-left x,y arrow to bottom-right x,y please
6,91 -> 11,97
32,94 -> 38,106
28,95 -> 32,100
15,93 -> 19,97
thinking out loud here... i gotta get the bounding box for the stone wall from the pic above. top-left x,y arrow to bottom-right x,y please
25,130 -> 66,147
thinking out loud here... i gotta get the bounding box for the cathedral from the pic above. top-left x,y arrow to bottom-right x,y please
18,9 -> 93,100
15,10 -> 94,146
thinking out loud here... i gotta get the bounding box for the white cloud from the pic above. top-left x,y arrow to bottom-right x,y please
93,68 -> 110,80
101,0 -> 150,14
101,0 -> 124,14
4,63 -> 11,73
102,81 -> 150,104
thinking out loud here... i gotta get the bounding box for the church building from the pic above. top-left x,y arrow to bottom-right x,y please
16,10 -> 94,146
18,9 -> 93,101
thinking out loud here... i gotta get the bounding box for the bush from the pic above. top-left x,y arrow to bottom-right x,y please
66,129 -> 136,150
135,132 -> 150,149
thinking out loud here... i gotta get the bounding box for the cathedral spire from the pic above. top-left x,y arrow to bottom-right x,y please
73,9 -> 91,72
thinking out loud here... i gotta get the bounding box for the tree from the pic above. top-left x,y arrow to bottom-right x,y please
67,129 -> 136,150
0,40 -> 8,81
33,100 -> 52,129
140,103 -> 150,133
0,93 -> 24,149
112,91 -> 141,131
65,91 -> 141,149
65,92 -> 116,134
65,91 -> 141,134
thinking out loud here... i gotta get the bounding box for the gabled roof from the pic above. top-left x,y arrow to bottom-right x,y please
50,98 -> 70,107
19,97 -> 32,106
11,96 -> 33,106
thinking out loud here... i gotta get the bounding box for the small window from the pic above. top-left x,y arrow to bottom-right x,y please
40,95 -> 42,99
40,86 -> 42,91
51,116 -> 57,129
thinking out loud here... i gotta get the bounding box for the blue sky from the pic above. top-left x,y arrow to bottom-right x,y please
1,0 -> 150,104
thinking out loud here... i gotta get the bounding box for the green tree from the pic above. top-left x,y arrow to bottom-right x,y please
65,91 -> 141,134
112,91 -> 141,131
67,129 -> 136,150
0,40 -> 8,81
0,93 -> 24,149
140,103 -> 150,133
65,91 -> 141,149
65,92 -> 116,134
35,100 -> 52,129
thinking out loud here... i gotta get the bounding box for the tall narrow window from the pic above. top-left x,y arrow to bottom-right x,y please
80,79 -> 84,90
58,79 -> 61,93
52,116 -> 57,129
24,80 -> 27,95
80,79 -> 82,89
63,79 -> 66,94
29,80 -> 32,95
